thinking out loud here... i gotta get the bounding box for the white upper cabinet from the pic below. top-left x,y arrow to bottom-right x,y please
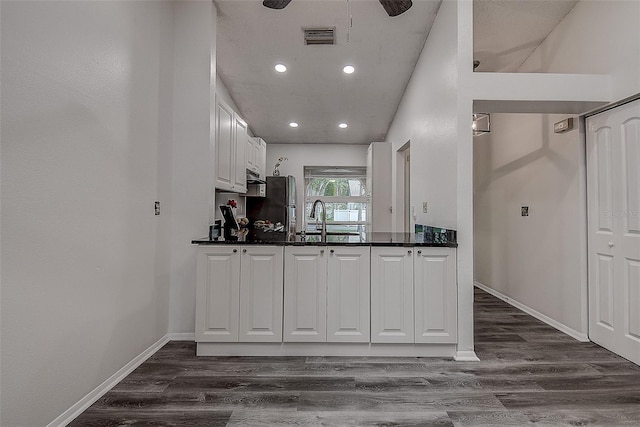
215,98 -> 235,191
246,137 -> 259,173
214,97 -> 247,193
414,247 -> 457,343
233,114 -> 248,193
257,138 -> 267,180
326,246 -> 370,342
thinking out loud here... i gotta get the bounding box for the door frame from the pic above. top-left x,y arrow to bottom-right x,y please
396,140 -> 411,233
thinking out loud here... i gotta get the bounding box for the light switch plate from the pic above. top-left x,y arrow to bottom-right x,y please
521,206 -> 529,216
423,202 -> 428,213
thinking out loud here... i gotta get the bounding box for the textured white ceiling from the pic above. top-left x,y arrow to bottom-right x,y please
216,0 -> 579,145
473,0 -> 578,72
216,0 -> 440,144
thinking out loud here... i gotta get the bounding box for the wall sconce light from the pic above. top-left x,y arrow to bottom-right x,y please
472,113 -> 490,136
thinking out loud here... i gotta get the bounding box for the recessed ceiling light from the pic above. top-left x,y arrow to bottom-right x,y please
343,65 -> 355,75
338,122 -> 348,129
274,63 -> 287,73
289,122 -> 299,128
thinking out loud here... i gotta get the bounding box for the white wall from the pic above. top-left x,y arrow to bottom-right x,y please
167,2 -> 216,336
386,0 -> 458,231
519,0 -> 640,102
0,1 -> 177,425
472,0 -> 640,338
266,143 -> 368,226
474,113 -> 586,334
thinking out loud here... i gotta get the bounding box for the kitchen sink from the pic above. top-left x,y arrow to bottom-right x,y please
298,231 -> 362,236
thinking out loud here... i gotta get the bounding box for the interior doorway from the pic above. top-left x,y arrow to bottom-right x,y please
396,141 -> 411,232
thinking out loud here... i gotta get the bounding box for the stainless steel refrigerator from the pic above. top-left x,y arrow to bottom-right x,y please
246,176 -> 296,239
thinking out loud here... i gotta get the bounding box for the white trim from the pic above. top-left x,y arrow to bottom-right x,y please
474,281 -> 590,342
197,342 -> 457,357
47,334 -> 170,427
454,350 -> 480,362
168,332 -> 196,341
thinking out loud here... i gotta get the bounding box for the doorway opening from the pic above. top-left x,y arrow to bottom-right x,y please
472,110 -> 591,346
396,141 -> 411,232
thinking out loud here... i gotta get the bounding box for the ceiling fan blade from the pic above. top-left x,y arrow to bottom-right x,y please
263,0 -> 292,10
378,0 -> 413,17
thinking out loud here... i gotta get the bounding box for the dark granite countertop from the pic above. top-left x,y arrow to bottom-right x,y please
192,231 -> 457,248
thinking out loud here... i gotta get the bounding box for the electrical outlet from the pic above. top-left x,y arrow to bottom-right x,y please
423,202 -> 428,213
155,201 -> 160,216
521,206 -> 529,217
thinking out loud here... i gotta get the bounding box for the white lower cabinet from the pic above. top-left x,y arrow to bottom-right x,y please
371,247 -> 415,343
414,248 -> 457,343
283,246 -> 328,342
196,245 -> 283,343
196,244 -> 457,349
327,247 -> 371,342
284,246 -> 371,343
239,246 -> 284,342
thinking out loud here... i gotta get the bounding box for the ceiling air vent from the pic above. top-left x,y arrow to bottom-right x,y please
303,27 -> 336,45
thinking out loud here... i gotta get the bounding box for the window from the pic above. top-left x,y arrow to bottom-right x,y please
304,166 -> 367,233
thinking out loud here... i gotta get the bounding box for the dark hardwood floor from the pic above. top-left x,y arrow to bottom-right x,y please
70,288 -> 640,426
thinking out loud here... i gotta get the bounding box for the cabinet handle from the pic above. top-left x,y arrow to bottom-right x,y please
320,250 -> 325,254
417,250 -> 422,254
232,249 -> 238,253
330,249 -> 334,254
243,249 -> 247,253
407,250 -> 412,255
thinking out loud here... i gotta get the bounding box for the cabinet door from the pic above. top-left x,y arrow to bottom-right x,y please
257,138 -> 267,180
327,246 -> 370,342
246,137 -> 256,172
239,246 -> 284,342
414,248 -> 457,343
370,247 -> 414,343
233,115 -> 248,193
284,246 -> 327,342
215,99 -> 234,191
195,246 -> 240,342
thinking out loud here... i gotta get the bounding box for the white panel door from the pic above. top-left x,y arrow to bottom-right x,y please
587,99 -> 640,365
215,99 -> 234,191
283,246 -> 327,342
414,248 -> 457,343
327,246 -> 370,342
233,114 -> 248,193
239,246 -> 284,342
195,246 -> 240,342
370,247 -> 414,343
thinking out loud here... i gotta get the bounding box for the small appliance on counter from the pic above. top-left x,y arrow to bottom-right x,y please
209,220 -> 222,240
219,205 -> 239,241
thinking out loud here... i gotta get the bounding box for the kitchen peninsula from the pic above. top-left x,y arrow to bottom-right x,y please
192,231 -> 458,357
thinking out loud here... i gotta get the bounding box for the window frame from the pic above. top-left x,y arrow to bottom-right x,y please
303,166 -> 367,232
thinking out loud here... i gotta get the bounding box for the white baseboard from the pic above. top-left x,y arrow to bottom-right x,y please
168,332 -> 195,341
474,281 -> 590,342
48,334 -> 170,427
454,350 -> 480,362
197,342 -> 457,357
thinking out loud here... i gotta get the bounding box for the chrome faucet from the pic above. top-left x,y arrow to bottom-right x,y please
309,199 -> 327,242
